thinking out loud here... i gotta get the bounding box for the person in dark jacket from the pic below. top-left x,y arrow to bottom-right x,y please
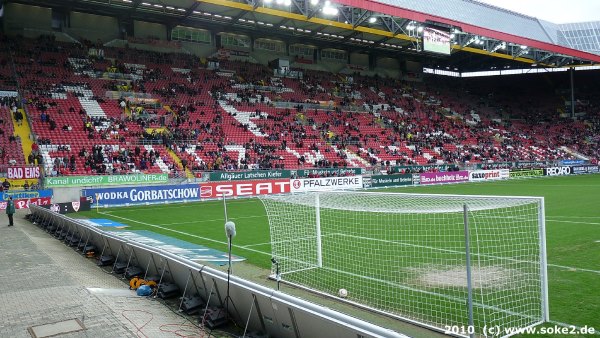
6,196 -> 16,226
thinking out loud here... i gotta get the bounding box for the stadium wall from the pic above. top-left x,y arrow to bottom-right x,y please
376,57 -> 401,77
134,20 -> 167,40
2,3 -> 51,35
67,12 -> 119,42
349,52 -> 370,67
180,41 -> 216,58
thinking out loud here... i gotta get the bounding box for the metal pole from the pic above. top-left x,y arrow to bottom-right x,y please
315,194 -> 322,268
463,204 -> 475,338
223,193 -> 228,222
570,67 -> 575,119
538,198 -> 550,321
226,235 -> 232,320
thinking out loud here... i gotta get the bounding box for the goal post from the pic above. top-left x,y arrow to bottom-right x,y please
259,191 -> 548,337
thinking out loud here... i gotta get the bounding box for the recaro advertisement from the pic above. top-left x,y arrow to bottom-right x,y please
544,167 -> 572,176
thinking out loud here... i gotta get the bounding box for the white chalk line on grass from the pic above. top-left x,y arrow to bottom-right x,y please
547,264 -> 600,274
156,215 -> 265,226
101,198 -> 261,213
242,233 -> 339,249
546,219 -> 600,226
548,321 -> 600,335
332,233 -> 600,275
99,211 -> 272,257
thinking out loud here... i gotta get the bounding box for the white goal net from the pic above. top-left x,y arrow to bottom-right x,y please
260,191 -> 548,337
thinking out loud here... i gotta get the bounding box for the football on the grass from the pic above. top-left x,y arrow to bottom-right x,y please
338,288 -> 348,298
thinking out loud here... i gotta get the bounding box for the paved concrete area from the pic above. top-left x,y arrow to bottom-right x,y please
0,211 -> 204,338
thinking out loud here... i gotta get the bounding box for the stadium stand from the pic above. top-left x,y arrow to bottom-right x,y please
1,34 -> 597,176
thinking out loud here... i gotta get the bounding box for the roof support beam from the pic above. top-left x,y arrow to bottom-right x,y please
352,9 -> 370,28
290,0 -> 306,16
175,2 -> 201,27
380,16 -> 402,35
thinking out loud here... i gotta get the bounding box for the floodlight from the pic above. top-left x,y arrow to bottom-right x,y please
322,6 -> 338,15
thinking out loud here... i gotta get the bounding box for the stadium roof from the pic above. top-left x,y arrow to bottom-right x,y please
8,0 -> 600,70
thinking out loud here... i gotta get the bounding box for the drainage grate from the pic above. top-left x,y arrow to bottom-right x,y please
28,319 -> 85,338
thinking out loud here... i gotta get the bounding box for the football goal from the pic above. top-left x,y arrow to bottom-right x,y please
259,191 -> 548,337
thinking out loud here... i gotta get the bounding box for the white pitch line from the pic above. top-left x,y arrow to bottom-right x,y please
241,233 -> 340,249
99,211 -> 272,257
241,242 -> 271,248
157,215 -> 265,226
549,320 -> 600,336
546,219 -> 600,226
101,198 -> 261,213
549,216 -> 600,219
335,233 -> 600,275
547,264 -> 600,274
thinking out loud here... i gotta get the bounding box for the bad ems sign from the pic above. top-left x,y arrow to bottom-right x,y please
290,176 -> 363,192
7,166 -> 41,179
200,179 -> 290,198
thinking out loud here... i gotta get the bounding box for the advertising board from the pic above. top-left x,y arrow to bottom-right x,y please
200,179 -> 290,199
469,169 -> 510,181
420,171 -> 469,185
290,176 -> 363,192
83,184 -> 199,206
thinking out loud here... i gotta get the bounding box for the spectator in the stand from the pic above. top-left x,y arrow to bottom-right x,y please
31,143 -> 39,157
2,179 -> 10,191
14,109 -> 23,126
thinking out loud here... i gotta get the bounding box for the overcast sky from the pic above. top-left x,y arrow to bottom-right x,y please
477,0 -> 600,24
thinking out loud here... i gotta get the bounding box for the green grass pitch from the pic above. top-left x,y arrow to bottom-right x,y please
74,174 -> 600,335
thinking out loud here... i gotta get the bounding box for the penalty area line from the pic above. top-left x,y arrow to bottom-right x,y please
157,215 -> 265,226
547,264 -> 600,275
548,321 -> 600,336
98,211 -> 272,257
546,219 -> 600,226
